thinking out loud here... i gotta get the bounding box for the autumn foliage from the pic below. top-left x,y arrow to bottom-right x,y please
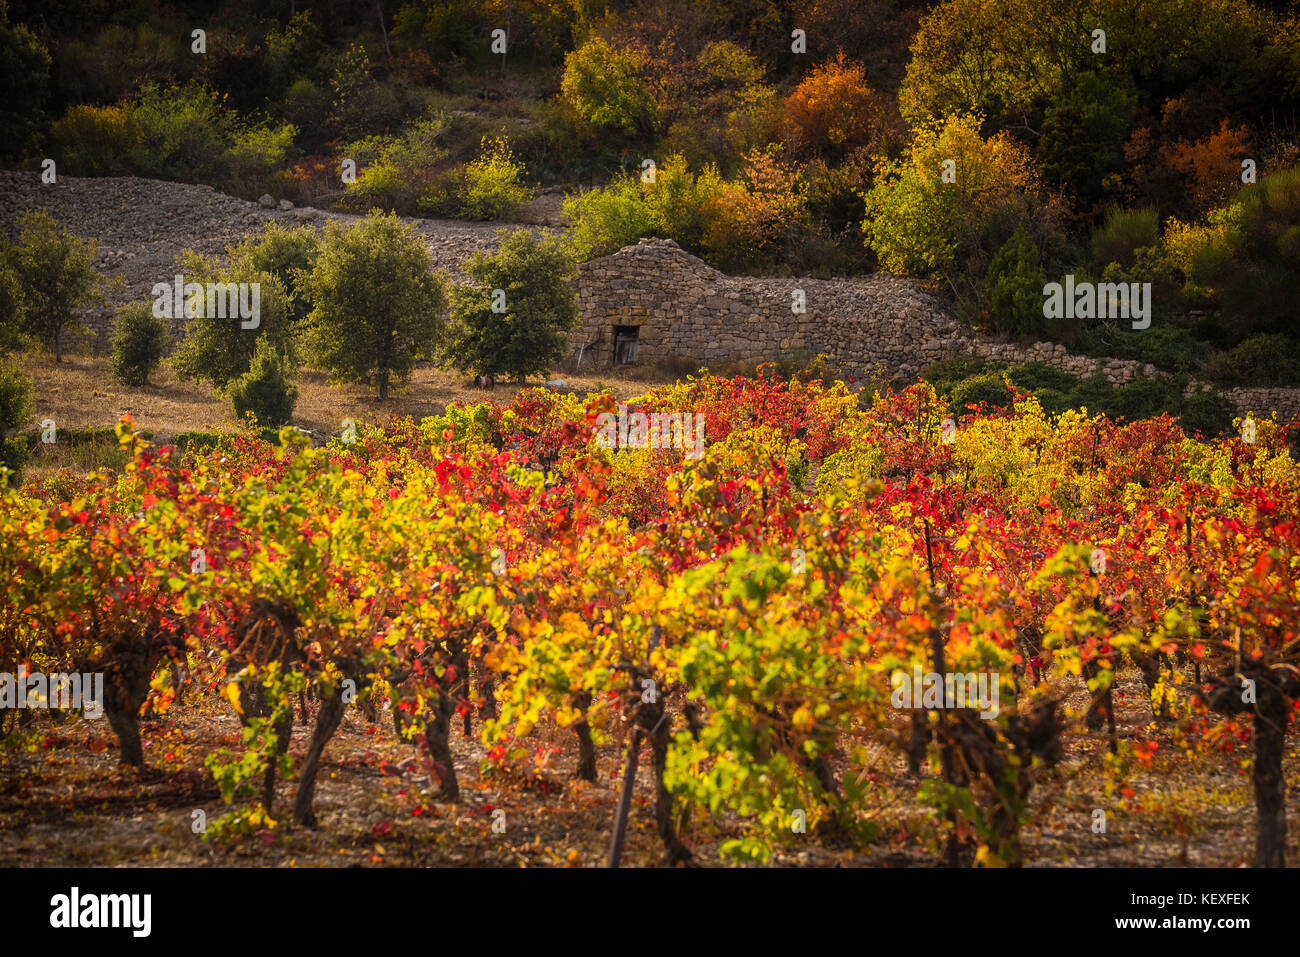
3,375 -> 1297,865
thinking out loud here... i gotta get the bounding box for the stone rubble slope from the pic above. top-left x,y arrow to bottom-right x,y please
0,169 -> 521,342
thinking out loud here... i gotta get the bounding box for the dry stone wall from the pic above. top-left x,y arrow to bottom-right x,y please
573,239 -> 1300,419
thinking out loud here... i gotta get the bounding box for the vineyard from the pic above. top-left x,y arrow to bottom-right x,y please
1,370 -> 1298,868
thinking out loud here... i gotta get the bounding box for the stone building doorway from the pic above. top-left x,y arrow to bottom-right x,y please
613,325 -> 639,365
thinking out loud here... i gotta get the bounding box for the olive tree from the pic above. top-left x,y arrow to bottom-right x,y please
302,211 -> 447,400
443,229 -> 578,383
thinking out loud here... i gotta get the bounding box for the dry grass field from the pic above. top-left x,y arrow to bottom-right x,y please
19,349 -> 683,479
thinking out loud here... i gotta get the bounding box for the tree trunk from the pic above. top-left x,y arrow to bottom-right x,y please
375,0 -> 391,57
647,701 -> 692,864
906,711 -> 929,774
572,691 -> 596,781
478,675 -> 496,722
1252,690 -> 1289,867
424,686 -> 458,801
101,653 -> 155,768
291,689 -> 346,827
104,690 -> 144,767
1082,659 -> 1107,731
1204,663 -> 1297,868
262,713 -> 293,814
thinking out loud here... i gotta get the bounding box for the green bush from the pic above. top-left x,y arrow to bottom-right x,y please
1090,207 -> 1160,272
11,211 -> 107,363
1178,390 -> 1235,437
984,228 -> 1047,336
563,178 -> 657,260
338,113 -> 452,214
1104,375 -> 1183,422
110,302 -> 167,386
267,11 -> 328,90
949,371 -> 1014,410
225,122 -> 298,198
0,363 -> 33,483
1205,333 -> 1300,387
172,431 -> 222,455
1030,387 -> 1072,414
1003,362 -> 1078,393
0,254 -> 24,355
227,340 -> 297,427
922,355 -> 990,394
1181,166 -> 1300,343
0,13 -> 51,160
559,37 -> 657,143
170,249 -> 296,391
443,229 -> 579,382
54,22 -> 179,106
643,155 -> 731,256
226,222 -> 320,323
1076,322 -> 1203,375
458,137 -> 531,222
278,78 -> 331,132
128,83 -> 232,183
49,104 -> 141,175
1037,71 -> 1137,217
326,44 -> 401,142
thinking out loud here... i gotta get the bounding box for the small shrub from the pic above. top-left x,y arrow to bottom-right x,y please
0,364 -> 33,483
1105,376 -> 1183,422
110,302 -> 167,386
950,371 -> 1014,410
923,355 -> 990,394
1003,363 -> 1078,393
1031,387 -> 1072,414
338,113 -> 452,215
1178,389 -> 1235,437
1090,207 -> 1160,272
227,341 -> 297,427
172,431 -> 222,455
563,178 -> 656,260
1207,334 -> 1300,386
128,82 -> 231,183
225,122 -> 298,199
49,104 -> 141,175
1077,322 -> 1203,375
458,137 -> 531,221
984,229 -> 1047,336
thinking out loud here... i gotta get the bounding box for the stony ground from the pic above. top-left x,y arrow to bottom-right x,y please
0,168 -> 543,347
0,667 -> 1291,868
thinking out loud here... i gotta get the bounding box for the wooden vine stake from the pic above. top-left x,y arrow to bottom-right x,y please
606,724 -> 643,868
